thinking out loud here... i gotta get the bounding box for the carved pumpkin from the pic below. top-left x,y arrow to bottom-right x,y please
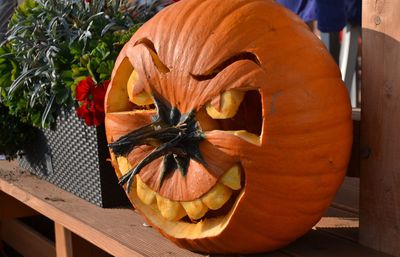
105,0 -> 352,253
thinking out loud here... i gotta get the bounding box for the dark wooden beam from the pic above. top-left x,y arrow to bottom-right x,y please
360,1 -> 400,256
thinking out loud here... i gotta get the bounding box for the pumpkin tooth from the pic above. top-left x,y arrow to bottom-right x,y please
127,70 -> 154,106
156,194 -> 187,221
206,90 -> 245,119
220,165 -> 242,190
116,156 -> 132,176
136,176 -> 156,205
201,183 -> 233,210
181,199 -> 209,220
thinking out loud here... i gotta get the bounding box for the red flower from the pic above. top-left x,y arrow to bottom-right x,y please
75,77 -> 109,126
76,76 -> 94,101
92,80 -> 108,102
91,101 -> 105,126
76,101 -> 94,126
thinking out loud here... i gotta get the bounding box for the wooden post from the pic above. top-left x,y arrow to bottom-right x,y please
55,223 -> 73,257
360,1 -> 400,256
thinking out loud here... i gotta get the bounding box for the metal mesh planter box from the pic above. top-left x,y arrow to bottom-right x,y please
19,108 -> 129,207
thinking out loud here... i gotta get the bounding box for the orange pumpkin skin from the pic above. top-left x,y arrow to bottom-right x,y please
105,0 -> 353,254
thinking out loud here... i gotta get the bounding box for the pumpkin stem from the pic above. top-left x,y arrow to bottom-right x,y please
120,133 -> 184,193
109,121 -> 182,156
109,95 -> 206,192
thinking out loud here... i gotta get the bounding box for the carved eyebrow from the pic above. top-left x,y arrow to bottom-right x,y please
134,38 -> 170,73
190,52 -> 261,81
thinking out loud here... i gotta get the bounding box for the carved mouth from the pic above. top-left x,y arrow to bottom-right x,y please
117,156 -> 243,222
108,89 -> 261,193
127,166 -> 246,240
106,58 -> 263,230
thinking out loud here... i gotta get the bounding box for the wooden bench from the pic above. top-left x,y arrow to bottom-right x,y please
0,161 -> 391,257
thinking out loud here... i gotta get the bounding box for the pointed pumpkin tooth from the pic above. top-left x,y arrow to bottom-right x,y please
201,183 -> 233,210
156,194 -> 187,221
136,176 -> 156,205
206,90 -> 245,119
127,70 -> 154,106
220,165 -> 242,190
116,156 -> 132,176
181,199 -> 209,220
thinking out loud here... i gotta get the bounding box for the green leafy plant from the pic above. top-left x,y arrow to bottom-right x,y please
0,0 -> 172,128
0,43 -> 35,159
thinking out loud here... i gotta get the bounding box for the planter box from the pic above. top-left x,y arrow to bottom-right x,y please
19,109 -> 129,207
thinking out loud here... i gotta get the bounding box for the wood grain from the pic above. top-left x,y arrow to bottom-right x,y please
0,162 -> 204,257
0,161 -> 390,257
55,223 -> 73,257
361,0 -> 400,256
282,230 -> 393,257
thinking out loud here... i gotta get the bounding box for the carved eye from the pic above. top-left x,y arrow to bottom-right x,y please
206,89 -> 245,119
125,38 -> 172,108
197,89 -> 263,145
191,52 -> 260,81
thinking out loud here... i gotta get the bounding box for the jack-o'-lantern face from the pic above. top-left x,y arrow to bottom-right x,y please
105,0 -> 352,254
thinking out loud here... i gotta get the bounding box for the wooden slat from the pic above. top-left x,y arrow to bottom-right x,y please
282,230 -> 394,257
213,251 -> 291,257
361,1 -> 400,256
55,223 -> 73,257
0,219 -> 55,257
0,162 -> 391,257
319,177 -> 360,243
0,191 -> 38,219
0,162 -> 203,257
317,207 -> 359,242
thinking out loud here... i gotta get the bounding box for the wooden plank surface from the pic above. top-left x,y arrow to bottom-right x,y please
0,161 -> 391,257
361,1 -> 400,256
55,223 -> 73,257
0,162 -> 202,257
1,219 -> 56,257
282,230 -> 393,257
